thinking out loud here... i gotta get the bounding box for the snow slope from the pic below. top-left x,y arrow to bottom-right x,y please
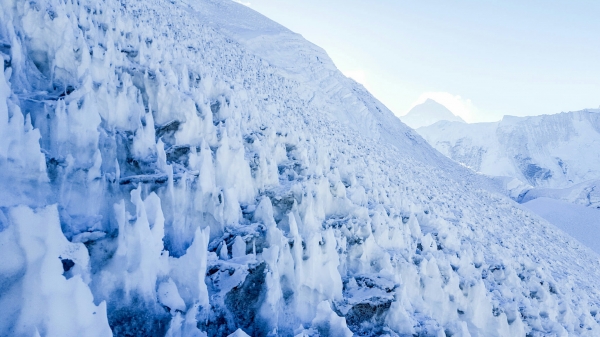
417,110 -> 600,189
400,99 -> 465,129
1,0 -> 600,336
523,198 -> 600,254
416,111 -> 600,258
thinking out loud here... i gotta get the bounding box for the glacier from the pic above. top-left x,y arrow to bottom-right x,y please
1,0 -> 600,336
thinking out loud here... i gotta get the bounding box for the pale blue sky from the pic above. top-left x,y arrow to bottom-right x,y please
240,0 -> 600,122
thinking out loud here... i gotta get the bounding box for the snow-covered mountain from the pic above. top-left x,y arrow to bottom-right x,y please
417,110 -> 600,256
400,99 -> 465,129
417,110 -> 600,189
2,0 -> 600,336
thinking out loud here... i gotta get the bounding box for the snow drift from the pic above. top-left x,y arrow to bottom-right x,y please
1,0 -> 600,336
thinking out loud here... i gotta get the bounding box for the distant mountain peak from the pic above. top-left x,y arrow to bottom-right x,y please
423,98 -> 443,105
400,99 -> 465,129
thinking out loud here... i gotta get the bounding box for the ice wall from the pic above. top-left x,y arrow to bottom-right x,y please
1,0 -> 600,336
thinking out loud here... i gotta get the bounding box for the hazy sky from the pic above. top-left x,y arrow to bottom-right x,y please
238,0 -> 600,122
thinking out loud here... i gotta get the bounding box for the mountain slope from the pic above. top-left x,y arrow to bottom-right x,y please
401,99 -> 465,129
1,0 -> 600,336
523,198 -> 600,254
417,110 -> 600,189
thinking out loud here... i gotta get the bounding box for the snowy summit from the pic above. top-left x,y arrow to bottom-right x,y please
400,99 -> 465,129
1,0 -> 600,336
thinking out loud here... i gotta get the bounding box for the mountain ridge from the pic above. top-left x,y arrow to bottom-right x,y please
418,109 -> 600,189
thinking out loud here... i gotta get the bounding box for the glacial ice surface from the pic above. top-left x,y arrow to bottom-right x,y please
1,0 -> 600,336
